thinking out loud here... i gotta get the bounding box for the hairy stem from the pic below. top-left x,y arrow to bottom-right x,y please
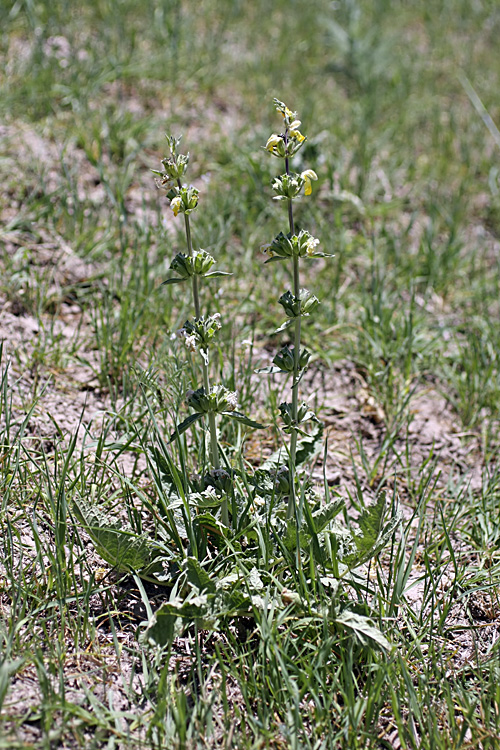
181,200 -> 221,487
285,153 -> 300,521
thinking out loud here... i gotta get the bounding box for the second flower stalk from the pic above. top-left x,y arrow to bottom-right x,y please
156,135 -> 263,526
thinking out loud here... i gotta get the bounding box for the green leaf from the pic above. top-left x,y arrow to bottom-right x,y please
283,519 -> 310,552
169,412 -> 203,441
344,494 -> 402,568
186,557 -> 216,594
203,271 -> 232,278
311,497 -> 345,532
335,610 -> 391,651
263,421 -> 324,471
273,318 -> 295,334
264,256 -> 287,264
255,365 -> 286,374
161,277 -> 187,286
72,497 -> 164,577
221,411 -> 266,428
145,596 -> 214,647
295,421 -> 324,465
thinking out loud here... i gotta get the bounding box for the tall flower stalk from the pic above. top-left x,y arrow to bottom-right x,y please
263,100 -> 332,520
154,136 -> 263,527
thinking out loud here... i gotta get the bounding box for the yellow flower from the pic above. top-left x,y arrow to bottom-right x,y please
290,129 -> 305,143
171,196 -> 182,216
301,169 -> 318,196
265,134 -> 282,153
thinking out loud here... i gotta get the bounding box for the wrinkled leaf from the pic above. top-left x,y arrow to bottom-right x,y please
312,497 -> 345,533
187,557 -> 216,594
72,497 -> 164,577
345,494 -> 402,568
145,596 -> 214,647
262,421 -> 324,471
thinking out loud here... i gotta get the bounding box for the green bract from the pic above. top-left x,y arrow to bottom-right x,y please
166,185 -> 199,216
152,135 -> 189,188
173,250 -> 214,278
279,401 -> 317,433
273,346 -> 295,372
180,314 -> 222,363
278,289 -> 320,318
163,250 -> 232,286
272,173 -> 305,200
187,385 -> 239,415
272,465 -> 291,494
263,229 -> 326,263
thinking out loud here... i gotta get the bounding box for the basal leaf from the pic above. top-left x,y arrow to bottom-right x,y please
311,497 -> 345,532
344,494 -> 402,568
145,596 -> 214,647
187,557 -> 216,594
72,497 -> 163,577
335,610 -> 391,651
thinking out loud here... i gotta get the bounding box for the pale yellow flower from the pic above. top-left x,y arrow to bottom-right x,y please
171,196 -> 182,216
290,129 -> 305,143
301,169 -> 318,196
265,134 -> 282,153
305,236 -> 320,256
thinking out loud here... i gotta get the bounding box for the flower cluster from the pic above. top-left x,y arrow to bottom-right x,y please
272,346 -> 310,373
278,289 -> 320,319
262,229 -> 322,261
170,250 -> 215,279
179,314 -> 221,363
152,135 -> 189,187
186,385 -> 239,415
279,401 -> 318,434
265,99 -> 307,159
166,185 -> 199,217
262,98 -> 332,519
271,170 -> 317,200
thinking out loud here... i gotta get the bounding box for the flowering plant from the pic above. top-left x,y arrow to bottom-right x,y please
156,135 -> 264,526
262,98 -> 334,519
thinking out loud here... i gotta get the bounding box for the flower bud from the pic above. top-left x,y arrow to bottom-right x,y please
273,346 -> 295,372
273,465 -> 291,494
205,468 -> 233,493
186,387 -> 211,413
299,348 -> 310,370
279,402 -> 293,427
193,249 -> 215,275
278,290 -> 301,318
170,253 -> 192,279
181,315 -> 220,363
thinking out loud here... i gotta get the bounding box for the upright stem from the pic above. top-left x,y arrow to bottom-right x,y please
181,200 -> 221,477
285,154 -> 301,521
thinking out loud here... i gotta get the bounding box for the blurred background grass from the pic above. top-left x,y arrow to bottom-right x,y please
3,0 -> 500,433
